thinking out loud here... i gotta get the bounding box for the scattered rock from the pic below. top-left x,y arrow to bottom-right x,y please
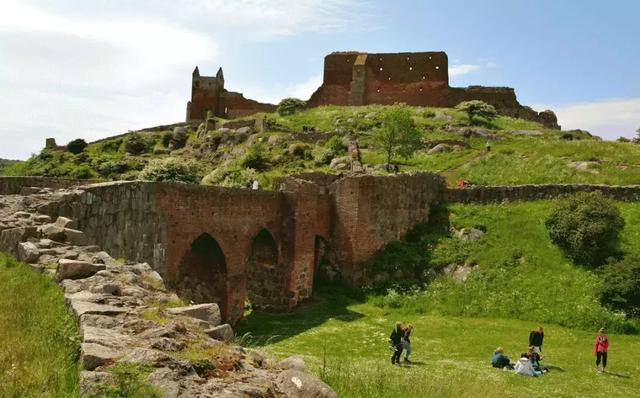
64,228 -> 88,246
278,355 -> 307,372
427,143 -> 452,154
81,342 -> 121,371
151,337 -> 186,351
276,369 -> 338,398
17,241 -> 40,262
166,303 -> 221,326
69,300 -> 128,319
204,323 -> 234,342
455,227 -> 485,241
39,223 -> 66,241
57,259 -> 106,281
511,130 -> 543,136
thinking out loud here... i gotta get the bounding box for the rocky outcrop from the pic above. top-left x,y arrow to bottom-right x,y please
0,187 -> 338,398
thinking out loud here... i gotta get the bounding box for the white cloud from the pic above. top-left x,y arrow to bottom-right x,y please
449,64 -> 481,77
534,98 -> 640,140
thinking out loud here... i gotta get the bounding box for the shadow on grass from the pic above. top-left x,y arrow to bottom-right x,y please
544,364 -> 565,372
237,284 -> 365,346
604,371 -> 631,379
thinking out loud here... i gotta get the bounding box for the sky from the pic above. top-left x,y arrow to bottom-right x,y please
1,0 -> 639,160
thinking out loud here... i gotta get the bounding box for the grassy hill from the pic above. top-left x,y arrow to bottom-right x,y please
4,105 -> 640,187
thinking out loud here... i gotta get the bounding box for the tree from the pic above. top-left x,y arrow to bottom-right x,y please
545,191 -> 624,267
139,157 -> 202,183
277,98 -> 306,116
371,106 -> 423,171
66,138 -> 88,154
598,255 -> 640,318
455,100 -> 497,124
124,133 -> 152,155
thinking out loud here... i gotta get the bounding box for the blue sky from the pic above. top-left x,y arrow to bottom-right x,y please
1,0 -> 639,159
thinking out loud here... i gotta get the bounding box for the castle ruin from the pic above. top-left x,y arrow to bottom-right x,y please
187,51 -> 559,129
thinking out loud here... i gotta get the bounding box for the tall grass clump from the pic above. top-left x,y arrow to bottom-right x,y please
0,254 -> 80,397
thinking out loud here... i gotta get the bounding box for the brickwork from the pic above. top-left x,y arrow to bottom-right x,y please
307,51 -> 559,129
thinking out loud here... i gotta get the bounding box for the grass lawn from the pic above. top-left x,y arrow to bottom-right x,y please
0,254 -> 80,397
241,288 -> 640,398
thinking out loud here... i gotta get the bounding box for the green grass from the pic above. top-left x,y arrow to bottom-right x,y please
0,253 -> 80,397
241,287 -> 640,398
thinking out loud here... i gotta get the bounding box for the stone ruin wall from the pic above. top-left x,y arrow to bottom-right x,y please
0,176 -> 100,195
307,51 -> 559,129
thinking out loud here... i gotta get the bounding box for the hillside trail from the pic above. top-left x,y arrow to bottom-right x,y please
441,150 -> 490,184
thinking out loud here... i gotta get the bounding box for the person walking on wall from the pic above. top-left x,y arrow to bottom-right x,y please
403,324 -> 413,363
594,327 -> 609,373
529,326 -> 544,354
389,321 -> 405,365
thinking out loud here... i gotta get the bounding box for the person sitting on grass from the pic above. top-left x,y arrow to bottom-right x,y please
491,347 -> 513,370
528,346 -> 547,373
594,327 -> 609,373
403,324 -> 413,363
389,321 -> 405,365
514,353 -> 543,377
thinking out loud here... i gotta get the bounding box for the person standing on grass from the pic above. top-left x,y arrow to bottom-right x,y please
403,324 -> 413,363
594,327 -> 609,373
529,326 -> 544,354
389,321 -> 405,365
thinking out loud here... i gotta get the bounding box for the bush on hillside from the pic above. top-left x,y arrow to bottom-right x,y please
201,166 -> 258,188
66,138 -> 88,154
161,131 -> 173,147
277,98 -> 306,116
139,157 -> 202,183
324,135 -> 346,153
545,191 -> 624,266
68,164 -> 95,179
241,144 -> 270,171
124,133 -> 152,155
598,255 -> 640,318
455,100 -> 497,124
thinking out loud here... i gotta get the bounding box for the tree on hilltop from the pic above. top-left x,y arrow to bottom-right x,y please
66,138 -> 88,154
455,100 -> 497,125
277,98 -> 306,116
370,105 -> 422,172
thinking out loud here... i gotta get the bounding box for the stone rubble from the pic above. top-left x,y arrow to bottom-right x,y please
0,186 -> 337,398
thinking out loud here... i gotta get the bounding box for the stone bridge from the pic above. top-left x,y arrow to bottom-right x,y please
5,174 -> 640,325
8,173 -> 441,324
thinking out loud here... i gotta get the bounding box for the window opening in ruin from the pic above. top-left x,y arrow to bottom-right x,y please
379,67 -> 383,71
409,66 -> 413,71
313,236 -> 332,289
435,66 -> 440,70
247,229 -> 281,311
388,76 -> 392,81
175,233 -> 227,314
429,56 -> 432,60
224,107 -> 228,114
419,87 -> 423,92
422,75 -> 426,80
377,88 -> 381,93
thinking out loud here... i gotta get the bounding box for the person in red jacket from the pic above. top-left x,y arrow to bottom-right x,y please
594,327 -> 609,373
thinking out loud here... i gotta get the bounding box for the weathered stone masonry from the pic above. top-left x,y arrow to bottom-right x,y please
7,175 -> 640,325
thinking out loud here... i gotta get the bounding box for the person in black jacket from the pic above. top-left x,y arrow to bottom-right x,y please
389,321 -> 405,365
529,326 -> 544,354
403,324 -> 413,363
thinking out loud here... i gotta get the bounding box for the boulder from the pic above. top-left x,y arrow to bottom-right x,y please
55,216 -> 74,228
456,227 -> 485,241
39,223 -> 66,241
64,228 -> 87,246
276,369 -> 338,398
92,251 -> 116,266
13,211 -> 32,218
427,143 -> 452,154
204,323 -> 234,342
0,226 -> 38,254
68,300 -> 128,319
166,303 -> 221,326
511,130 -> 543,137
120,348 -> 190,369
79,371 -> 113,396
17,241 -> 40,263
81,342 -> 121,370
151,337 -> 186,351
57,259 -> 105,281
82,326 -> 134,350
33,214 -> 52,223
329,156 -> 350,170
278,355 -> 307,372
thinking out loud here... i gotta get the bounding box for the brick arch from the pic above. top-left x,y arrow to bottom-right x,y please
173,232 -> 228,317
246,228 -> 287,310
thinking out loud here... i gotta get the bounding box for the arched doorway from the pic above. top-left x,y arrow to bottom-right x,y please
175,233 -> 227,313
247,229 -> 284,310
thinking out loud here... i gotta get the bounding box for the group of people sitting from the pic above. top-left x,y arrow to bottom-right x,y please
491,326 -> 611,376
388,321 -> 413,365
491,326 -> 547,376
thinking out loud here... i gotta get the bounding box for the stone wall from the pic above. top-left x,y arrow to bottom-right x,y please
445,184 -> 640,203
0,176 -> 98,195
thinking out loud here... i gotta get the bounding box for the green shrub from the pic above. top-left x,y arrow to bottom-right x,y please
124,133 -> 152,155
455,100 -> 497,124
69,164 -> 95,179
66,138 -> 88,154
545,191 -> 624,266
161,131 -> 173,147
324,135 -> 345,153
599,255 -> 640,318
139,157 -> 202,183
101,139 -> 123,152
201,166 -> 258,188
241,144 -> 270,171
277,97 -> 306,116
370,105 -> 422,170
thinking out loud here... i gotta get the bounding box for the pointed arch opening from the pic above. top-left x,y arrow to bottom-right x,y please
175,233 -> 227,310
